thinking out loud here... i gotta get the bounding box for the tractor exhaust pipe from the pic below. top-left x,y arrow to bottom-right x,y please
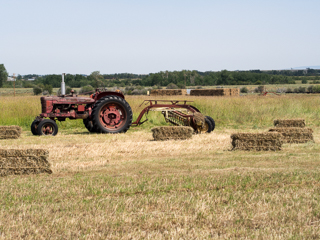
61,73 -> 66,96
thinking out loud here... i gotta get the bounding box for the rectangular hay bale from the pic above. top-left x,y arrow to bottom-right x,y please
0,125 -> 22,139
190,88 -> 239,96
190,89 -> 224,96
151,126 -> 193,141
273,119 -> 306,128
269,127 -> 313,143
231,132 -> 282,151
0,149 -> 52,177
230,88 -> 240,96
150,89 -> 187,96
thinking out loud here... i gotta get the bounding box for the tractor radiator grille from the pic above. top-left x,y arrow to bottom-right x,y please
41,98 -> 47,113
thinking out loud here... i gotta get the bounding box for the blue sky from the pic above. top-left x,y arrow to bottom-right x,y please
1,0 -> 319,75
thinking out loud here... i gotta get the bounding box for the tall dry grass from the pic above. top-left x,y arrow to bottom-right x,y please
1,94 -> 320,130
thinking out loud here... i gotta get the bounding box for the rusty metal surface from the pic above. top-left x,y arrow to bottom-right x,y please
132,100 -> 201,126
39,95 -> 95,119
37,90 -> 127,119
33,88 -> 132,136
41,96 -> 95,104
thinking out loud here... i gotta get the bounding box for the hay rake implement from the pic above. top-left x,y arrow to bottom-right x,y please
132,100 -> 215,133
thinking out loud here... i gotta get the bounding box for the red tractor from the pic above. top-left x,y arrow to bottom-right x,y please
31,89 -> 132,136
31,74 -> 215,136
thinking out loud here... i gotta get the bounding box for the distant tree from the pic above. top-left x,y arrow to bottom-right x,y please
37,83 -> 44,89
88,71 -> 104,88
0,64 -> 8,88
307,85 -> 314,93
33,86 -> 42,95
254,85 -> 265,93
177,82 -> 185,89
298,86 -> 306,93
66,87 -> 73,94
240,87 -> 248,93
41,75 -> 61,88
166,83 -> 179,89
23,81 -> 34,88
79,85 -> 94,95
44,84 -> 53,94
313,85 -> 320,93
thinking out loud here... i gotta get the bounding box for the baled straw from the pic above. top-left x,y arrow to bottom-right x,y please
231,132 -> 282,151
150,89 -> 187,96
0,149 -> 52,177
151,126 -> 193,141
273,119 -> 306,128
0,125 -> 22,139
190,88 -> 239,96
269,127 -> 313,143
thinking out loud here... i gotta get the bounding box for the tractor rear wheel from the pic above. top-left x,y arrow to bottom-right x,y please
91,95 -> 132,133
37,119 -> 58,136
31,120 -> 40,135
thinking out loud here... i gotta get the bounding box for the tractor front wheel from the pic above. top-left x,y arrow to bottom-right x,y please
31,120 -> 40,135
91,96 -> 132,134
37,119 -> 58,136
83,118 -> 97,133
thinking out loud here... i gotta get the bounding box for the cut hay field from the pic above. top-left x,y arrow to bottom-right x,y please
1,94 -> 320,239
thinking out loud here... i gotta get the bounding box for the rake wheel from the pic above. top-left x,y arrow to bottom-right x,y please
196,117 -> 213,133
205,116 -> 215,131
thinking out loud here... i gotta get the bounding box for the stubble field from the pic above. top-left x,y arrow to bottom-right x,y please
1,93 -> 320,239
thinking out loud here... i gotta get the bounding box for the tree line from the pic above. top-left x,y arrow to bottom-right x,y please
0,64 -> 8,88
1,63 -> 320,91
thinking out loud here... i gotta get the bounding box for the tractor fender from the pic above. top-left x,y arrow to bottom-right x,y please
95,91 -> 125,101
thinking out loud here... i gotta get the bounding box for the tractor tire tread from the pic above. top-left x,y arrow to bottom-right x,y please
83,118 -> 97,133
37,119 -> 58,136
205,116 -> 215,131
31,120 -> 39,135
204,117 -> 213,133
91,95 -> 133,134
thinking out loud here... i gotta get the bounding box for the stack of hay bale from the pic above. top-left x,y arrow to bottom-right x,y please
0,126 -> 53,177
190,88 -> 240,96
151,126 -> 193,141
231,118 -> 314,151
0,149 -> 52,177
150,89 -> 187,96
269,119 -> 314,143
0,126 -> 22,139
228,88 -> 240,96
231,132 -> 282,151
